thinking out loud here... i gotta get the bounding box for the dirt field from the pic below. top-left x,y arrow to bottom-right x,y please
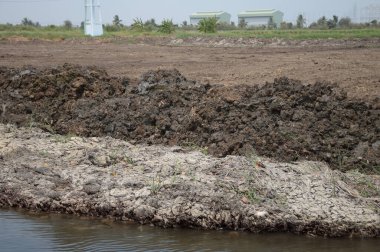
0,38 -> 379,100
0,38 -> 379,173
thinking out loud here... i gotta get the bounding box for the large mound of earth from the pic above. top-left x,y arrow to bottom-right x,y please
0,64 -> 379,173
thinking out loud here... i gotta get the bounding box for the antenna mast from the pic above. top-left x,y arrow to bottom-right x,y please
84,0 -> 103,36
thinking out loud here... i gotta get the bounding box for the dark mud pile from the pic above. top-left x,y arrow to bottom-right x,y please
0,64 -> 379,173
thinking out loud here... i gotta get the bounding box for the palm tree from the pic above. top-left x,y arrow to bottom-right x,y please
112,15 -> 122,27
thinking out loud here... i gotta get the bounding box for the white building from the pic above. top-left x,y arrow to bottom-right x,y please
190,11 -> 231,25
238,9 -> 284,28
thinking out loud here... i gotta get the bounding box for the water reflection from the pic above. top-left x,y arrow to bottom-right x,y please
0,208 -> 379,252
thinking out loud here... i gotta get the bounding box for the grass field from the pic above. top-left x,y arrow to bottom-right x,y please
1,24 -> 380,41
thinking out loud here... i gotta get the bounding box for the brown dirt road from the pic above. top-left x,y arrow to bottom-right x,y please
0,39 -> 379,100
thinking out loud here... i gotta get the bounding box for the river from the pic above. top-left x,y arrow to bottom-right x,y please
0,208 -> 378,252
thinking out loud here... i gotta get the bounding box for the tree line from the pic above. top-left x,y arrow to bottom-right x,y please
4,14 -> 379,34
294,14 -> 377,29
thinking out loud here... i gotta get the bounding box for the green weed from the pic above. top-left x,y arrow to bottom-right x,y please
149,176 -> 162,195
38,150 -> 50,157
198,17 -> 218,33
244,189 -> 259,203
124,155 -> 135,165
158,19 -> 175,34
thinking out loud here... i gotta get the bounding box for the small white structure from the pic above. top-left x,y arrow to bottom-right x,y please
238,9 -> 284,28
190,11 -> 231,25
84,0 -> 103,36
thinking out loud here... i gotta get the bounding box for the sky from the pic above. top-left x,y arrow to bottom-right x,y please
0,0 -> 379,26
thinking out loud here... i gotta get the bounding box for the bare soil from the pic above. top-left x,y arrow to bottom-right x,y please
0,124 -> 379,237
0,64 -> 379,173
0,38 -> 379,100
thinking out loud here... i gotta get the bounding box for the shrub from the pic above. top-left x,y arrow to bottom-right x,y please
327,19 -> 336,29
131,18 -> 146,32
238,18 -> 248,29
144,18 -> 157,27
198,17 -> 217,33
309,22 -> 318,29
21,17 -> 40,27
309,16 -> 339,29
327,15 -> 338,29
158,19 -> 175,34
0,23 -> 13,31
280,22 -> 293,29
317,16 -> 328,29
338,17 -> 352,28
217,22 -> 236,31
63,20 -> 73,29
104,24 -> 123,32
144,18 -> 157,31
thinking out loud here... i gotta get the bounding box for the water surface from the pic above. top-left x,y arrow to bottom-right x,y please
0,208 -> 378,252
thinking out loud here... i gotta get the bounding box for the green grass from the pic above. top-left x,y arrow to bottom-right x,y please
149,176 -> 162,195
175,28 -> 380,40
0,25 -> 84,40
1,24 -> 380,41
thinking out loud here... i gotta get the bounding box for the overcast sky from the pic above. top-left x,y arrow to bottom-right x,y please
0,0 -> 378,26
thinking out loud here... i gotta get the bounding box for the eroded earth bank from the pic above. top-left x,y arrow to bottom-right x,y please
0,64 -> 379,237
0,124 -> 379,237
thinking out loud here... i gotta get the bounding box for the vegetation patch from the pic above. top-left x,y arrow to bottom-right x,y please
158,19 -> 175,34
198,18 -> 218,33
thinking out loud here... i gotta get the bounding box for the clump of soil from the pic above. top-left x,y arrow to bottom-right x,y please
0,64 -> 379,173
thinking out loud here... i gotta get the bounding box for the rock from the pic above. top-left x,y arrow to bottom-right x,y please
137,81 -> 155,95
241,196 -> 249,204
255,211 -> 269,218
190,204 -> 204,218
110,188 -> 127,197
135,188 -> 151,198
88,153 -> 110,167
134,205 -> 155,220
83,183 -> 101,195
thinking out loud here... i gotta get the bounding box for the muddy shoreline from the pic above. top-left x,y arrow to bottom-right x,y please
0,124 -> 379,237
